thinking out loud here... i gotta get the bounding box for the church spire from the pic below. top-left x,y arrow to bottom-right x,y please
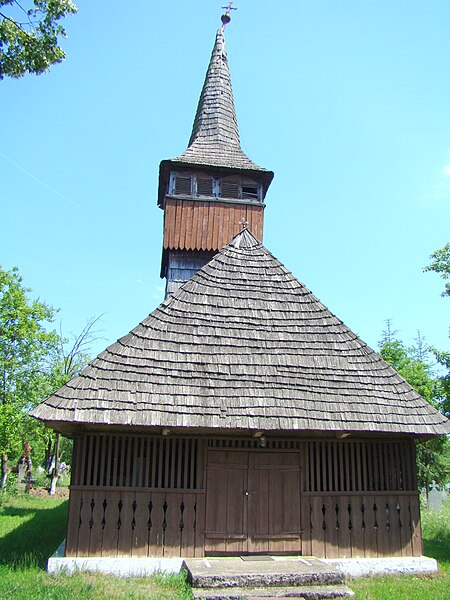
172,20 -> 270,175
188,28 -> 240,151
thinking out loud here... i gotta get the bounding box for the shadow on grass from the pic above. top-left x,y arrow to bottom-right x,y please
423,536 -> 450,564
0,500 -> 68,569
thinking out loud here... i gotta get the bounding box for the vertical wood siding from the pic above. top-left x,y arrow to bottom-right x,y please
163,199 -> 264,251
66,435 -> 421,558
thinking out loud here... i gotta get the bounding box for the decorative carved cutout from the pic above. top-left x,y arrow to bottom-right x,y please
101,498 -> 107,529
385,503 -> 391,531
147,500 -> 153,531
89,498 -> 95,529
179,501 -> 185,532
131,500 -> 137,530
335,503 -> 340,530
162,500 -> 168,532
117,499 -> 123,530
396,501 -> 402,529
79,498 -> 83,528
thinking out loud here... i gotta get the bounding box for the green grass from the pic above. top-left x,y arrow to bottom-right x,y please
1,493 -> 449,599
0,494 -> 68,568
0,493 -> 192,599
351,502 -> 450,599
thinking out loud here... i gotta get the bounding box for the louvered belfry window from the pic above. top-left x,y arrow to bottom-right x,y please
173,173 -> 192,196
170,171 -> 261,201
241,178 -> 259,200
196,174 -> 214,196
220,175 -> 261,201
220,175 -> 241,199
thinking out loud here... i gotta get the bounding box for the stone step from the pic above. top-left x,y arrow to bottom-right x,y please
184,557 -> 345,590
191,572 -> 345,589
192,584 -> 355,599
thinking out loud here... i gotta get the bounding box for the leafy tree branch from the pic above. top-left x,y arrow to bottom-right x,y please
424,243 -> 450,298
0,0 -> 77,79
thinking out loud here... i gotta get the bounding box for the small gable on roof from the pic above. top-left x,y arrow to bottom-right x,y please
31,229 -> 450,438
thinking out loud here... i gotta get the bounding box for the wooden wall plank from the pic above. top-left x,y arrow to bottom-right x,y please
300,498 -> 312,556
131,491 -> 150,556
76,491 -> 92,556
65,489 -> 82,556
149,492 -> 165,557
100,490 -> 121,557
323,495 -> 338,558
221,202 -> 231,249
310,496 -> 326,557
349,495 -> 363,557
173,201 -> 182,251
179,493 -> 196,558
409,495 -> 422,557
211,203 -> 220,251
194,492 -> 206,558
87,491 -> 105,557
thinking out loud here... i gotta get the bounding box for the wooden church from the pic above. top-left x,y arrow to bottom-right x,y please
32,15 -> 449,561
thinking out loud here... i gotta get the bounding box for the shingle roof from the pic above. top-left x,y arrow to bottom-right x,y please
172,29 -> 270,173
32,229 -> 450,437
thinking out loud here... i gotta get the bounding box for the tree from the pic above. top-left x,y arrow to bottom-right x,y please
424,243 -> 450,416
43,315 -> 102,492
0,265 -> 99,472
379,328 -> 449,489
0,265 -> 59,461
0,0 -> 77,79
424,243 -> 450,297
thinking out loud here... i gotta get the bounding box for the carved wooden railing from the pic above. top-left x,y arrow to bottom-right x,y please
300,492 -> 422,558
66,488 -> 205,557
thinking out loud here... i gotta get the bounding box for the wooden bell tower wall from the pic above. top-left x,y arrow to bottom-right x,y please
163,199 -> 264,253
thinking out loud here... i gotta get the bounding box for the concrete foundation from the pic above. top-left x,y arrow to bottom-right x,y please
47,541 -> 183,577
324,556 -> 438,578
47,541 -> 438,579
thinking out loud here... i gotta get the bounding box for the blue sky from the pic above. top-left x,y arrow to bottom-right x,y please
1,0 -> 449,359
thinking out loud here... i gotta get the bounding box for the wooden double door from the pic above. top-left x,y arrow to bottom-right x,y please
205,449 -> 302,555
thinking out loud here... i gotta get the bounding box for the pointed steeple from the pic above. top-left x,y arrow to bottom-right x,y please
189,29 -> 240,148
174,28 -> 265,172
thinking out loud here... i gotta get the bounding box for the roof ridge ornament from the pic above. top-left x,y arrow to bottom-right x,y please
221,2 -> 237,29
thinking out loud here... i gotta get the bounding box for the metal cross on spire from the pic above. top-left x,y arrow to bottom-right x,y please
221,1 -> 237,28
239,217 -> 249,229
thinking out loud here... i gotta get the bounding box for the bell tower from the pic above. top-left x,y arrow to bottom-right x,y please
158,10 -> 273,296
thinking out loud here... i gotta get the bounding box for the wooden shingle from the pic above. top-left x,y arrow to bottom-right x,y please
32,229 -> 450,437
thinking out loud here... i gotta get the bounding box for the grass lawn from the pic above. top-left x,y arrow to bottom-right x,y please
0,493 -> 191,599
350,502 -> 450,599
0,492 -> 449,599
